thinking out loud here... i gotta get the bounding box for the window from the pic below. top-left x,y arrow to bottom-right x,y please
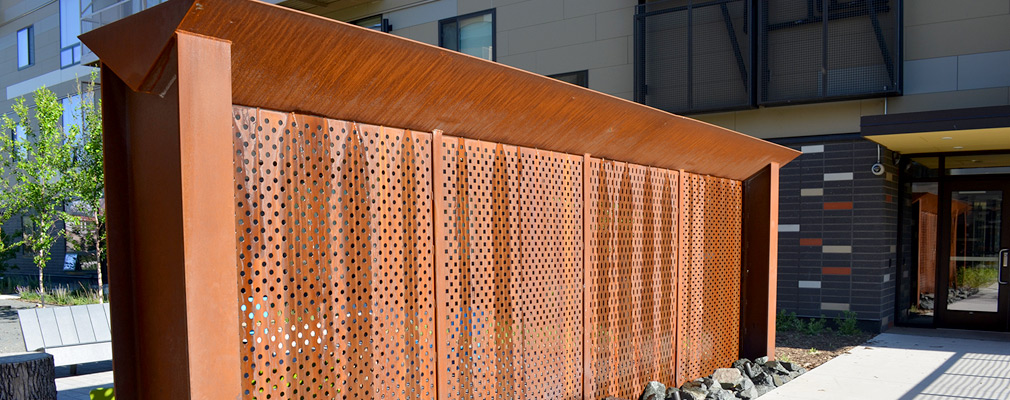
10,123 -> 26,159
61,0 -> 82,67
17,26 -> 34,69
62,95 -> 84,136
439,9 -> 495,61
352,14 -> 391,32
549,71 -> 589,88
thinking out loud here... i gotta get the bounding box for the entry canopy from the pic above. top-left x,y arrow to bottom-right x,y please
81,0 -> 797,180
862,105 -> 1010,154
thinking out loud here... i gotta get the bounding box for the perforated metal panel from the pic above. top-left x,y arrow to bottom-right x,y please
233,107 -> 752,400
678,173 -> 742,381
233,106 -> 436,400
434,136 -> 584,400
585,159 -> 680,400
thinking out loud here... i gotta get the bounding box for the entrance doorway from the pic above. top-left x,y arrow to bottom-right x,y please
937,179 -> 1009,331
899,154 -> 1010,332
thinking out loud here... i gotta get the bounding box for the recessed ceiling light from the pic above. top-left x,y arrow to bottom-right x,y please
941,137 -> 953,140
953,146 -> 964,149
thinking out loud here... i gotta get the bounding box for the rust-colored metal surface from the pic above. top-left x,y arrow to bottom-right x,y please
232,105 -> 436,399
100,32 -> 240,399
80,0 -> 799,181
584,159 -> 681,400
677,174 -> 743,382
740,163 -> 779,360
434,136 -> 584,399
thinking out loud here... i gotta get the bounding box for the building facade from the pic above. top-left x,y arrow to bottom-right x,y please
1,0 -> 98,282
3,0 -> 1008,332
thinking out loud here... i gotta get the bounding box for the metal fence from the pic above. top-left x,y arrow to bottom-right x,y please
233,106 -> 744,400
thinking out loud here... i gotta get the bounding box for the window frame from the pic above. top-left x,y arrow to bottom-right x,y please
438,9 -> 496,62
351,14 -> 391,33
548,70 -> 589,88
60,0 -> 83,68
17,26 -> 35,70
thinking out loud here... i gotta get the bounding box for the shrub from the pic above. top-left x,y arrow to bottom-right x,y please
801,315 -> 829,335
776,310 -> 803,332
834,311 -> 862,336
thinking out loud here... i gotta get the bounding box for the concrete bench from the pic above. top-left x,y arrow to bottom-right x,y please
17,304 -> 112,374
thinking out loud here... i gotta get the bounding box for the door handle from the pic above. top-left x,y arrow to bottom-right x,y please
1000,249 -> 1009,285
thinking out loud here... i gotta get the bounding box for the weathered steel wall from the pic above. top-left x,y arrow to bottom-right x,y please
233,106 -> 743,400
434,137 -> 584,399
584,160 -> 680,399
233,107 -> 437,399
678,174 -> 743,382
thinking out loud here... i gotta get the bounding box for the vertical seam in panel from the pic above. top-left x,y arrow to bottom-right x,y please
582,153 -> 591,400
431,129 -> 442,400
675,169 -> 686,385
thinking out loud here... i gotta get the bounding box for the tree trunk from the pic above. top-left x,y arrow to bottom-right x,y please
95,211 -> 103,304
0,353 -> 57,400
37,259 -> 45,308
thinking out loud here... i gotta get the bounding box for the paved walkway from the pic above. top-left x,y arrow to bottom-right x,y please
764,327 -> 1010,400
55,361 -> 114,400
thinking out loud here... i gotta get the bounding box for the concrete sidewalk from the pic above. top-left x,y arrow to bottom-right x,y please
55,361 -> 114,400
763,327 -> 1010,400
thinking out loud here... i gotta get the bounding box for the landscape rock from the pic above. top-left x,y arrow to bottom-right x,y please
732,359 -> 750,369
741,362 -> 761,378
679,382 -> 707,400
665,388 -> 682,400
677,390 -> 696,400
764,361 -> 789,375
751,371 -> 773,387
640,381 -> 667,400
754,356 -> 768,365
755,384 -> 775,396
706,388 -> 736,400
738,385 -> 759,399
711,368 -> 743,389
771,374 -> 784,387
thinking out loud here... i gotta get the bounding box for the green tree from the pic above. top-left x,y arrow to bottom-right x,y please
68,76 -> 105,302
0,87 -> 80,306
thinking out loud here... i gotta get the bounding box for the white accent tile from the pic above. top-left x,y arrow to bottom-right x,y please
823,245 -> 853,254
801,145 -> 824,154
883,274 -> 891,283
824,172 -> 854,181
821,302 -> 850,311
801,188 -> 824,197
798,281 -> 821,289
778,224 -> 800,232
890,245 -> 897,253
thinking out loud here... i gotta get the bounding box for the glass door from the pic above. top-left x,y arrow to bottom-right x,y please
938,180 -> 1010,331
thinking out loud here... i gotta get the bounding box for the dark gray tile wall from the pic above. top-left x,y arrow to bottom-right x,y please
776,137 -> 899,332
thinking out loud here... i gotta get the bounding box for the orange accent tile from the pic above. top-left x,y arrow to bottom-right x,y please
800,238 -> 822,246
824,202 -> 853,210
822,267 -> 851,275
885,194 -> 893,203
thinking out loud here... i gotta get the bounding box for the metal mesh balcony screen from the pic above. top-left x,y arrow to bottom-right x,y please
636,0 -> 901,112
758,0 -> 901,104
636,0 -> 753,114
